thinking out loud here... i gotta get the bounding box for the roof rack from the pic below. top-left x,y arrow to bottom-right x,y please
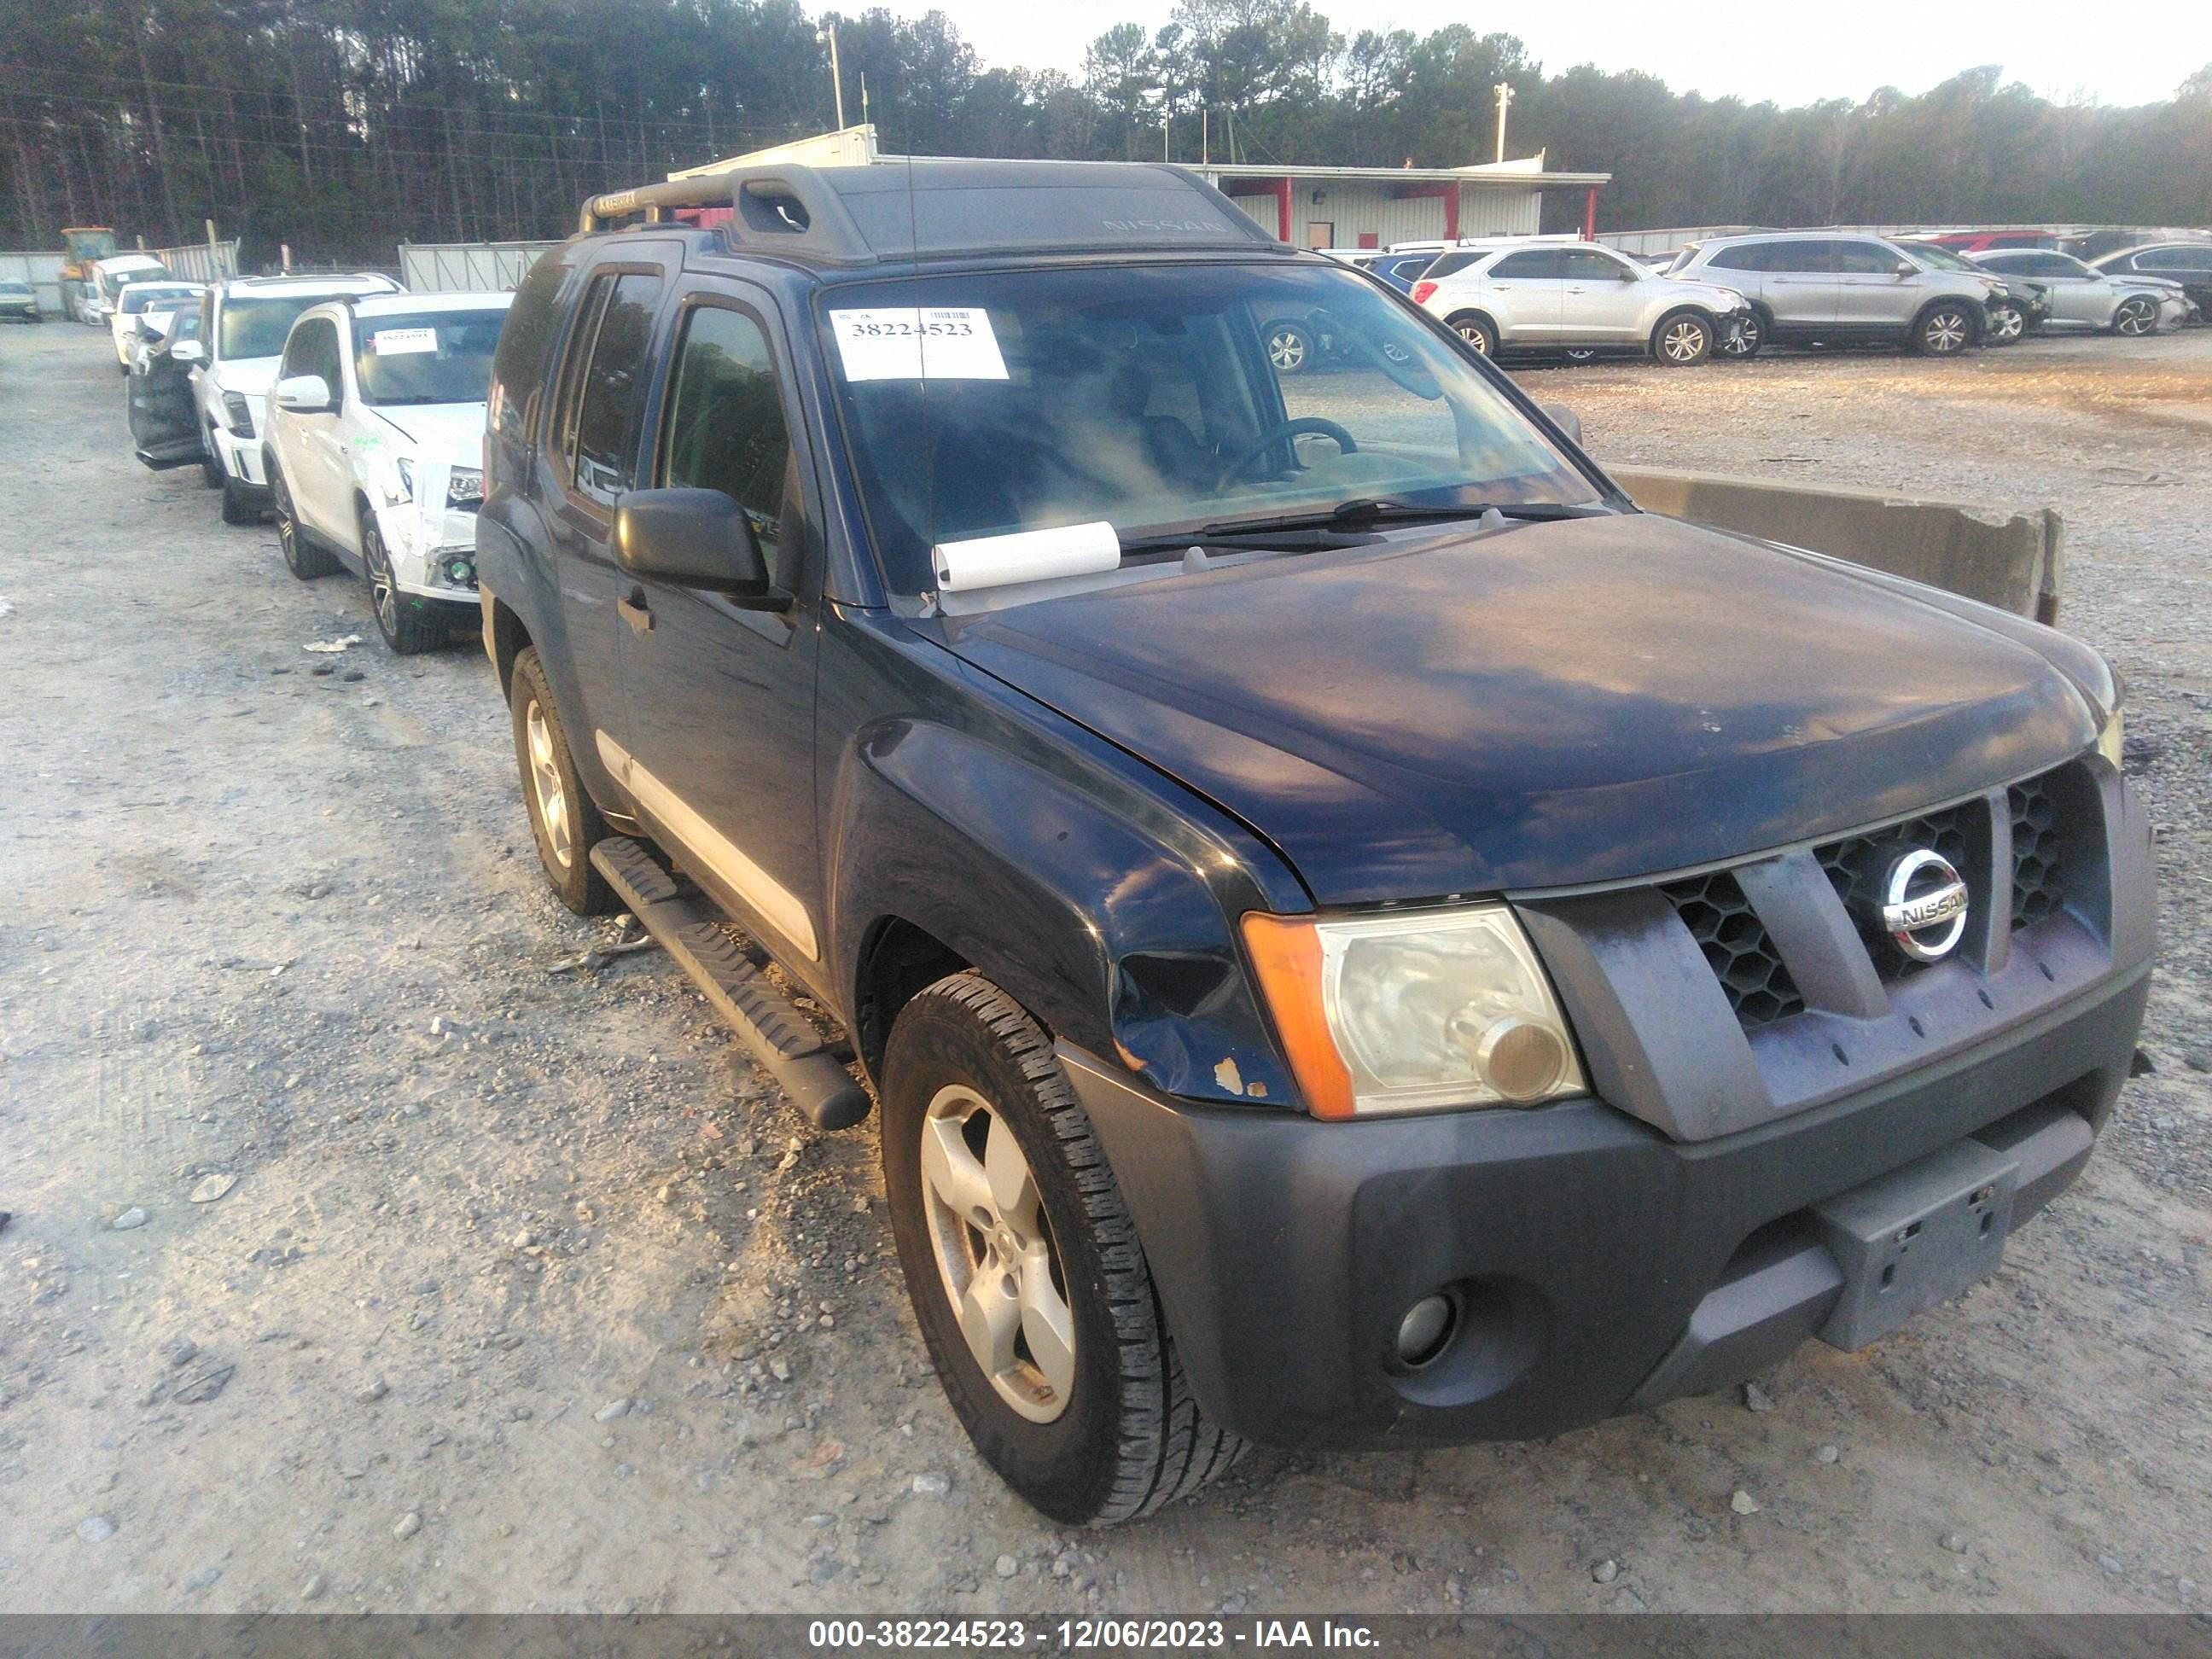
579,159 -> 1290,266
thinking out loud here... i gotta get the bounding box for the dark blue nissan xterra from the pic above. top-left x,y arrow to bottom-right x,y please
474,159 -> 2154,1525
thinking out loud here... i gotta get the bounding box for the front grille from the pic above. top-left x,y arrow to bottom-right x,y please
1815,803 -> 1977,980
1660,870 -> 1804,1029
2009,775 -> 2064,928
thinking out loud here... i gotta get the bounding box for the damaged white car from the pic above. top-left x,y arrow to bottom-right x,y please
263,290 -> 512,654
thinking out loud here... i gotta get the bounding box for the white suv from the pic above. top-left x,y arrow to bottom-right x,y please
263,290 -> 512,653
1410,241 -> 1751,364
191,273 -> 400,523
108,281 -> 204,370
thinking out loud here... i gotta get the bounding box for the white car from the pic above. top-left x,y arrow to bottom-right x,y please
191,272 -> 401,523
108,281 -> 205,370
1968,250 -> 2192,336
81,253 -> 168,324
263,290 -> 512,653
1410,240 -> 1750,364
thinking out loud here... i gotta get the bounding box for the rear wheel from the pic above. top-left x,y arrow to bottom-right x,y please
2111,294 -> 2159,337
1653,311 -> 1713,365
882,974 -> 1244,1525
1912,301 -> 1976,356
1446,312 -> 1498,358
1264,321 -> 1312,375
509,646 -> 615,915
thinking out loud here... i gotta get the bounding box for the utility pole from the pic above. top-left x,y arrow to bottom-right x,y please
1201,107 -> 1208,166
1492,82 -> 1514,164
860,72 -> 870,127
818,24 -> 844,129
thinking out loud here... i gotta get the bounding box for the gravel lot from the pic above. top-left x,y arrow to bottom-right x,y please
0,322 -> 2206,1616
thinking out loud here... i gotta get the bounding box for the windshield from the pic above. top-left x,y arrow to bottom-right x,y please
353,310 -> 507,405
120,285 -> 199,315
219,294 -> 334,360
0,282 -> 30,297
824,262 -> 1600,597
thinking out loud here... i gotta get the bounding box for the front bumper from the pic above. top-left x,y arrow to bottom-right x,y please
1069,759 -> 2155,1449
211,424 -> 270,494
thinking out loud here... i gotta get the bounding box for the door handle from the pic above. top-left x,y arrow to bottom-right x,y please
618,588 -> 654,635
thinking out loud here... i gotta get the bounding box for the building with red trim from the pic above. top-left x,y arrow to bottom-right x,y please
1193,157 -> 1613,247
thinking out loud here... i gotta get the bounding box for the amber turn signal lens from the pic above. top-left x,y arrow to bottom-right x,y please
1239,912 -> 1356,1121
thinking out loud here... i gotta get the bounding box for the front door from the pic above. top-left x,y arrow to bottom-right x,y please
278,315 -> 352,545
538,252 -> 675,774
1557,247 -> 1646,342
612,285 -> 825,969
1832,240 -> 1918,331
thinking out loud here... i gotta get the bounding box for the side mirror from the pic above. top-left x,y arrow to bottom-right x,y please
614,487 -> 771,599
170,340 -> 204,364
1539,400 -> 1582,446
274,374 -> 335,414
1618,265 -> 1640,282
1894,261 -> 1918,277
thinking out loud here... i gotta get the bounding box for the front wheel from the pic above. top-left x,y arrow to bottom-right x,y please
2111,295 -> 2159,337
361,513 -> 445,655
220,471 -> 261,525
1653,311 -> 1713,365
882,974 -> 1244,1525
508,646 -> 614,914
1719,311 -> 1765,358
272,465 -> 339,579
201,429 -> 224,491
1912,302 -> 1976,356
1987,301 -> 2025,345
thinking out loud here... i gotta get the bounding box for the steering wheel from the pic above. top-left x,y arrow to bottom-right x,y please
1212,416 -> 1359,492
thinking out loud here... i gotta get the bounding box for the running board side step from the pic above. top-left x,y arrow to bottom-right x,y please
589,836 -> 872,1131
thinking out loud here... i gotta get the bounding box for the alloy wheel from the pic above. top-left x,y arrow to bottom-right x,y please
1988,304 -> 2023,343
1922,308 -> 1970,354
364,524 -> 399,637
525,700 -> 573,870
1661,317 -> 1709,363
1720,315 -> 1762,357
1267,328 -> 1308,373
2114,297 -> 2157,336
1453,321 -> 1491,355
918,1083 -> 1076,1423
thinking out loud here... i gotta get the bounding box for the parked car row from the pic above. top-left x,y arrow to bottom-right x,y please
124,270 -> 508,654
1323,228 -> 2201,368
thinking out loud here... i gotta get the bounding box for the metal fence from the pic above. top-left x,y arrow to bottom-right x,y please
148,239 -> 243,284
399,241 -> 560,293
1596,222 -> 2211,255
0,250 -> 65,312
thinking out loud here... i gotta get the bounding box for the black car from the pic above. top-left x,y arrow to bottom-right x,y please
475,159 -> 2154,1526
2092,241 -> 2212,323
126,305 -> 209,471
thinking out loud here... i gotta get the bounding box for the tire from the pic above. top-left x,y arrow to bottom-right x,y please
1719,310 -> 1765,359
360,510 -> 445,655
1446,311 -> 1498,357
1987,301 -> 2025,345
220,470 -> 261,525
201,428 -> 224,491
1562,347 -> 1599,364
882,974 -> 1245,1526
2110,295 -> 2159,337
271,463 -> 340,579
1911,301 -> 1976,356
1652,311 -> 1713,365
1264,321 -> 1312,375
508,646 -> 615,915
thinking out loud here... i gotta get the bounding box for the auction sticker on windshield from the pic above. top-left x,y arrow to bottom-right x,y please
830,308 -> 1008,381
369,328 -> 439,355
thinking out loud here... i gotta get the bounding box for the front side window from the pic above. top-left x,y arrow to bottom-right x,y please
353,310 -> 508,406
280,317 -> 340,384
659,305 -> 792,568
1835,242 -> 1904,275
569,271 -> 665,504
1557,248 -> 1632,282
823,261 -> 1601,597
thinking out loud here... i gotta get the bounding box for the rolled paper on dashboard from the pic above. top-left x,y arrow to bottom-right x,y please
933,521 -> 1121,593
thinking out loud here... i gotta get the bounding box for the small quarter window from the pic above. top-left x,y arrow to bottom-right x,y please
568,271 -> 664,504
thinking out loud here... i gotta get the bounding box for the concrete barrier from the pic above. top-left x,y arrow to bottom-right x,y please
1608,466 -> 2064,626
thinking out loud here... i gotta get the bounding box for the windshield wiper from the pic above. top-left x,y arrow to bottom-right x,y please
1203,498 -> 1598,537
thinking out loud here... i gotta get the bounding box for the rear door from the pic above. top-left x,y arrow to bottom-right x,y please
1481,248 -> 1565,340
612,282 -> 825,968
1557,247 -> 1646,342
1762,240 -> 1840,331
539,249 -> 677,777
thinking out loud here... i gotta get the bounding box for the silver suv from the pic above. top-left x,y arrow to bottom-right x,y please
1411,240 -> 1750,364
1667,230 -> 2002,357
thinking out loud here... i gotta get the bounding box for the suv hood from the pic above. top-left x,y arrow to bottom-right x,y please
369,401 -> 486,459
926,514 -> 2099,905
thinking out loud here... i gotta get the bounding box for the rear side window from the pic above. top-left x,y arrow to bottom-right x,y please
1423,250 -> 1485,280
2142,247 -> 2212,274
568,271 -> 664,504
488,254 -> 573,441
1488,250 -> 1563,279
1767,241 -> 1837,274
660,306 -> 793,575
1704,244 -> 1764,272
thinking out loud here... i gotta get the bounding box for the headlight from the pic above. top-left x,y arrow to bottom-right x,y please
380,456 -> 416,506
1242,905 -> 1584,1119
445,466 -> 484,509
2097,703 -> 2124,770
221,391 -> 254,438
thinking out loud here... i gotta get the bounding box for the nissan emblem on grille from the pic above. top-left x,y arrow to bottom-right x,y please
1880,848 -> 1970,962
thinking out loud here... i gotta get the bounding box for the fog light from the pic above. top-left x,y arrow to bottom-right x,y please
1395,1294 -> 1456,1368
441,554 -> 477,590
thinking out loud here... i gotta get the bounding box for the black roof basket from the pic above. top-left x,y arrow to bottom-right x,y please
579,159 -> 1291,266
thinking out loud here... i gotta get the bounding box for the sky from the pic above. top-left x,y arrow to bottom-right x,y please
871,0 -> 2212,113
